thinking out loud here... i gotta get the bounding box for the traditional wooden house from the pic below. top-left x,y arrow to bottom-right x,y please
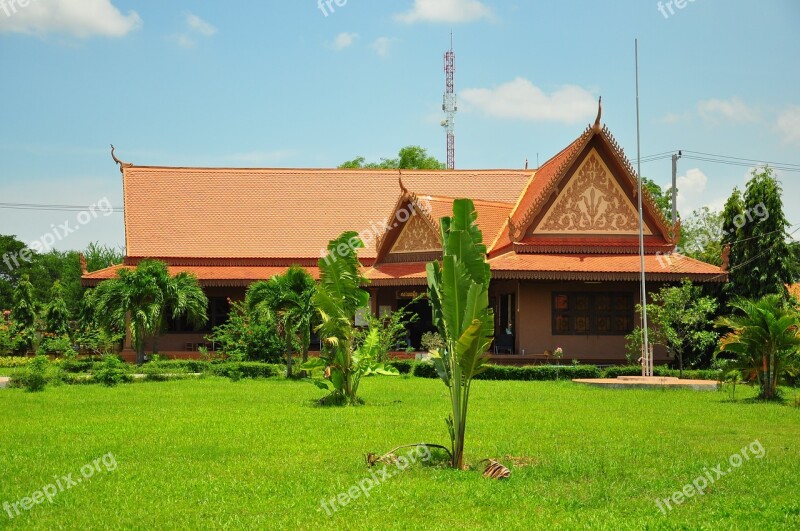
82,111 -> 724,363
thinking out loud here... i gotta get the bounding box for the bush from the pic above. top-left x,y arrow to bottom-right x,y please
207,301 -> 285,363
387,360 -> 415,374
36,335 -> 77,358
54,359 -> 94,373
93,355 -> 131,387
13,355 -> 50,392
413,362 -> 438,379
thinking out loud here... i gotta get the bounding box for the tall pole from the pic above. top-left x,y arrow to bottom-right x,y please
443,33 -> 456,170
635,39 -> 651,377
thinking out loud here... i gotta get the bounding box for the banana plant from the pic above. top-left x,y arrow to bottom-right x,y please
304,232 -> 397,404
426,199 -> 494,469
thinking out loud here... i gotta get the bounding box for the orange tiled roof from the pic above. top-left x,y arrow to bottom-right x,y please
488,252 -> 725,282
81,263 -> 320,287
420,195 -> 513,244
122,167 -> 532,260
363,263 -> 429,286
788,283 -> 800,299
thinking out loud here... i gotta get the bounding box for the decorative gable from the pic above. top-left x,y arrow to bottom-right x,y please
531,148 -> 652,236
389,211 -> 441,254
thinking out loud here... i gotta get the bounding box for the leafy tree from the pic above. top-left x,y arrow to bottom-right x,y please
339,146 -> 445,170
426,199 -> 494,469
10,274 -> 37,354
43,280 -> 71,338
90,260 -> 207,365
716,294 -> 800,399
639,280 -> 719,377
642,177 -> 674,221
679,207 -> 724,265
725,168 -> 798,300
206,300 -> 284,363
83,242 -> 124,273
304,232 -> 397,404
247,266 -> 316,377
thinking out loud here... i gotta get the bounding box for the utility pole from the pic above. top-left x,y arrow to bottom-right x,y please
671,150 -> 682,227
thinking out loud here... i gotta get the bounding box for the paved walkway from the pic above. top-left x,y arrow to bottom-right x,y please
572,375 -> 719,391
0,377 -> 9,389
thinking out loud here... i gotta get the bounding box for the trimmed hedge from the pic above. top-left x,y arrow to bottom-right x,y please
387,360 -> 414,374
209,362 -> 283,379
412,362 -> 602,381
0,356 -> 31,368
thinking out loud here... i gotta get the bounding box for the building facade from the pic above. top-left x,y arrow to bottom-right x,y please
83,113 -> 724,364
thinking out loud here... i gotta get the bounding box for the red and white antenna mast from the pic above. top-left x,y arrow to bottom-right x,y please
442,33 -> 457,170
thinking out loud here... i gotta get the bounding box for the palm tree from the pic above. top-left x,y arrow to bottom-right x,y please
716,294 -> 800,399
247,266 -> 316,377
90,260 -> 208,365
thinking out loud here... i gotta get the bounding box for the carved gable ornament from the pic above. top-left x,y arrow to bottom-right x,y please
533,149 -> 652,235
390,211 -> 441,254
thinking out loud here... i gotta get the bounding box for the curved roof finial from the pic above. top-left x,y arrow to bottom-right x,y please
593,96 -> 602,132
399,173 -> 409,195
110,144 -> 132,173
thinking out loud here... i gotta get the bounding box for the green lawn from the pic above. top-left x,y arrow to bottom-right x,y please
1,377 -> 798,529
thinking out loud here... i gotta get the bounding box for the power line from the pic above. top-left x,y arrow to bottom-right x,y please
0,202 -> 123,212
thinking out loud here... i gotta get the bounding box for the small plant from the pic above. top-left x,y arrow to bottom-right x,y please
421,331 -> 444,352
725,369 -> 743,400
19,355 -> 50,392
93,355 -> 129,387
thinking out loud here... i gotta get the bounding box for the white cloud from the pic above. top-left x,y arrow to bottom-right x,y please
675,168 -> 709,213
186,13 -> 216,37
371,36 -> 396,58
777,105 -> 800,147
697,97 -> 758,124
395,0 -> 493,23
460,78 -> 597,124
175,12 -> 216,49
0,0 -> 141,38
332,32 -> 358,51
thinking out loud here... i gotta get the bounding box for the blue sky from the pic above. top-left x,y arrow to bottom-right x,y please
1,0 -> 799,252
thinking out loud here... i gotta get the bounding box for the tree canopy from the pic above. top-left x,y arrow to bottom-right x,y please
339,146 -> 445,170
723,167 -> 798,300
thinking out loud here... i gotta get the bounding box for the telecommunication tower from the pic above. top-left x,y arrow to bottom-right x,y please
441,34 -> 457,170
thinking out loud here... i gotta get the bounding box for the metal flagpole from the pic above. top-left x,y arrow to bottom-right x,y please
635,39 -> 651,376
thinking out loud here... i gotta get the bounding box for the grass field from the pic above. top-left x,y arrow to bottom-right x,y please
1,376 -> 798,529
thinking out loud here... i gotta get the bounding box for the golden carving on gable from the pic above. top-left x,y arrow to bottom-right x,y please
390,213 -> 441,253
534,151 -> 651,235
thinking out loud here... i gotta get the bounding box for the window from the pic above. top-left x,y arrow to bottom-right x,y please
551,292 -> 633,335
166,296 -> 230,333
